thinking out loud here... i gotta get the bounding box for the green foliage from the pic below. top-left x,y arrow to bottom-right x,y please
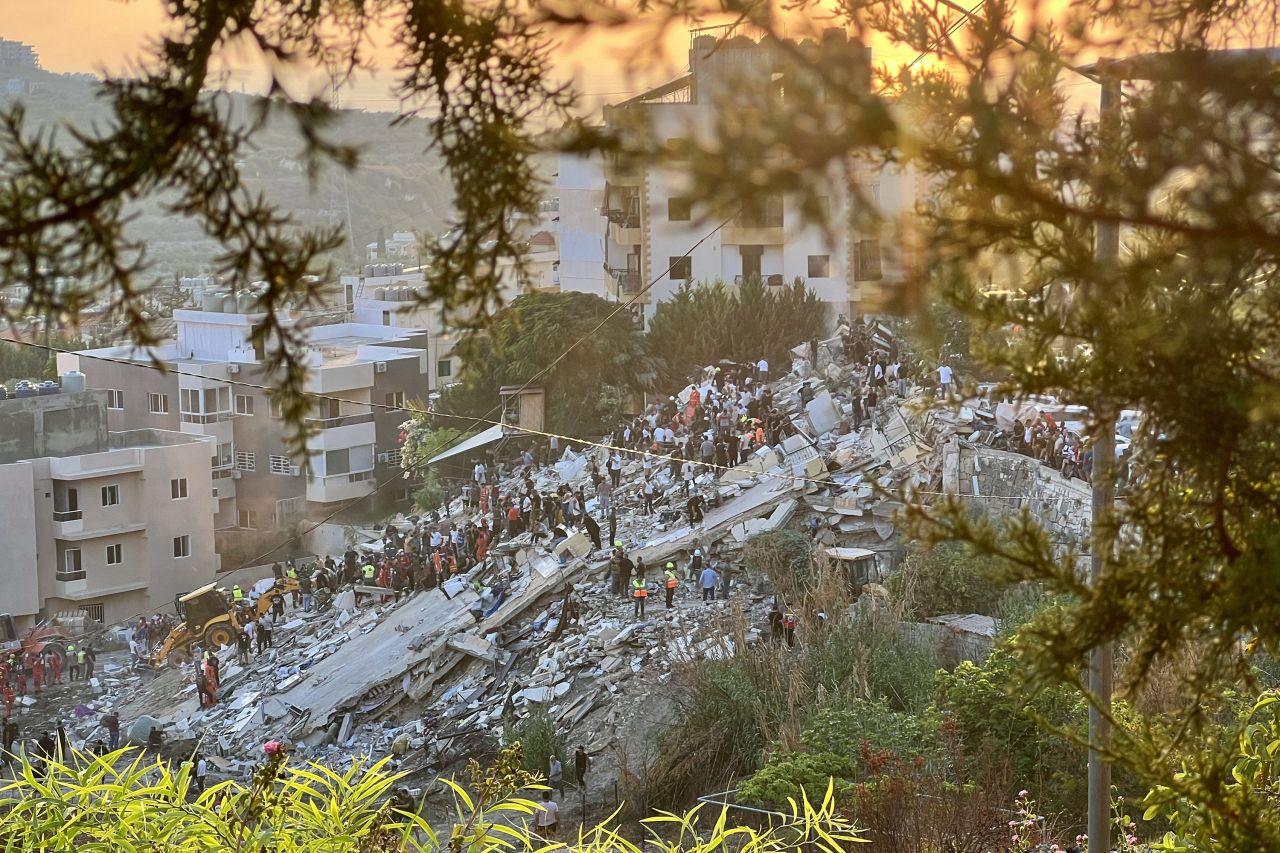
887,542 -> 1003,621
1143,692 -> 1280,851
743,530 -> 815,601
647,277 -> 826,389
739,753 -> 855,807
936,640 -> 1090,817
800,699 -> 943,769
441,291 -> 656,437
0,336 -> 90,385
511,707 -> 565,781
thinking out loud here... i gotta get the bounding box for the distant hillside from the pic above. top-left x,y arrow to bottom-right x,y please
0,68 -> 463,281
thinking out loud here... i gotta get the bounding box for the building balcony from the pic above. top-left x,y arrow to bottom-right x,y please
603,162 -> 642,187
605,266 -> 647,301
54,521 -> 147,542
48,449 -> 144,480
305,361 -> 374,394
305,412 -> 375,430
305,470 -> 376,503
306,417 -> 377,453
606,210 -> 642,246
721,224 -> 785,246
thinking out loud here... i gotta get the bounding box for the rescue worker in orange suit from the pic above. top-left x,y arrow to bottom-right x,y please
663,563 -> 679,609
632,573 -> 648,619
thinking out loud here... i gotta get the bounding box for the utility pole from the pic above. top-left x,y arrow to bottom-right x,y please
1087,72 -> 1121,853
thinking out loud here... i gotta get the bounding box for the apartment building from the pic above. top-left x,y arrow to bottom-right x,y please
0,388 -> 218,630
57,301 -> 434,565
557,27 -> 921,323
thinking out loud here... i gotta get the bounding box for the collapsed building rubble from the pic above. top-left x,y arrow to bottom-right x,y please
39,325 -> 1102,788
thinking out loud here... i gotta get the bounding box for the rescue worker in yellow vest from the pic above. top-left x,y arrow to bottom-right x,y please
663,562 -> 679,609
231,584 -> 244,603
285,563 -> 301,608
66,643 -> 79,681
359,563 -> 376,604
632,573 -> 648,619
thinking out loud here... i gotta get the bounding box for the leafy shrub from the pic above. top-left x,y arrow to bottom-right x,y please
800,699 -> 943,772
739,752 -> 856,807
887,542 -> 1002,620
744,530 -> 815,600
511,705 -> 565,780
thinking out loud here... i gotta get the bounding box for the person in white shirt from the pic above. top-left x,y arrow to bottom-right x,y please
937,363 -> 954,397
536,790 -> 560,837
756,358 -> 769,382
473,460 -> 487,485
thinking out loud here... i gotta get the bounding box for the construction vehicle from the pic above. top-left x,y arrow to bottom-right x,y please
151,578 -> 299,667
0,613 -> 74,669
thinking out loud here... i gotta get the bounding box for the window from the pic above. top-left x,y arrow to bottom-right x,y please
381,447 -> 403,466
854,239 -> 883,281
106,543 -> 122,565
318,445 -> 374,478
106,389 -> 124,410
738,194 -> 784,228
667,197 -> 691,222
437,360 -> 452,378
211,442 -> 233,470
269,454 -> 293,475
170,477 -> 188,500
180,385 -> 231,423
235,451 -> 256,471
807,254 -> 831,278
385,391 -> 406,410
100,484 -> 120,507
58,548 -> 84,581
238,509 -> 258,529
741,245 -> 763,279
669,256 -> 692,281
148,392 -> 169,414
234,394 -> 255,416
270,398 -> 284,419
173,535 -> 191,558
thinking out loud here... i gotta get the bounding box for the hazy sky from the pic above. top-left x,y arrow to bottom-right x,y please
2,0 -> 703,112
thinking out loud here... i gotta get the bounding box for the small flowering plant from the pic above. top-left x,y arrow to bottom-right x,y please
1007,790 -> 1046,852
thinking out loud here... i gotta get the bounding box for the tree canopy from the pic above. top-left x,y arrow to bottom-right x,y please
433,290 -> 657,437
647,277 -> 827,389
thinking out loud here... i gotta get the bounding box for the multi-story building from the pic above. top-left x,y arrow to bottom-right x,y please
557,27 -> 921,323
0,388 -> 218,630
0,39 -> 39,74
57,301 -> 434,565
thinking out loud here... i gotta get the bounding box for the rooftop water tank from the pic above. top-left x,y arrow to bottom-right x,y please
236,291 -> 256,313
373,287 -> 387,301
202,292 -> 225,312
61,371 -> 86,393
222,294 -> 237,313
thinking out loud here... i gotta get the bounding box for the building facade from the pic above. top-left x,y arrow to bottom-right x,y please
57,305 -> 434,566
557,28 -> 921,323
0,389 -> 219,630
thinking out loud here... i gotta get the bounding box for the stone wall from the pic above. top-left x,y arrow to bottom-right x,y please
941,438 -> 1092,548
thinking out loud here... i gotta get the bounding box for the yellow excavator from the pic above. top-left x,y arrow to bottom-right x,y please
151,578 -> 299,667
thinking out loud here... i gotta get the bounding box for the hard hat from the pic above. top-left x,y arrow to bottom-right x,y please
614,540 -> 623,547
666,562 -> 675,569
694,548 -> 702,556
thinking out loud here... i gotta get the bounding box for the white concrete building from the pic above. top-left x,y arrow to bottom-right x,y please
0,389 -> 219,629
557,28 -> 921,323
57,302 -> 435,567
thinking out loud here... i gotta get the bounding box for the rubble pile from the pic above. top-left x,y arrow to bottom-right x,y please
50,319 -> 1101,786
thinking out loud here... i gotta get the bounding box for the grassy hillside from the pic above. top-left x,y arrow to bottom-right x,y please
1,69 -> 459,281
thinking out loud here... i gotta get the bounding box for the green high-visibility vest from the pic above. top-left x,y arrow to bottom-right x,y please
286,566 -> 298,579
362,564 -> 376,579
231,585 -> 244,601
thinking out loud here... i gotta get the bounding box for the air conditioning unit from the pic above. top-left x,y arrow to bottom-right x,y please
377,452 -> 390,463
375,361 -> 388,374
212,487 -> 219,498
227,364 -> 241,375
232,469 -> 243,479
290,465 -> 301,477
